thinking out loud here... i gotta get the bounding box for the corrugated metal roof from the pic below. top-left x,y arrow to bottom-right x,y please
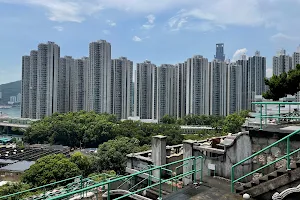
0,161 -> 35,172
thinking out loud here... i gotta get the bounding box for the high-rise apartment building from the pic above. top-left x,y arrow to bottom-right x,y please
185,55 -> 209,115
175,63 -> 186,118
134,60 -> 158,119
215,43 -> 225,62
88,40 -> 112,113
111,57 -> 133,119
71,58 -> 85,112
273,49 -> 292,75
227,63 -> 243,114
157,64 -> 178,120
29,50 -> 38,119
208,60 -> 228,116
248,51 -> 266,109
36,42 -> 60,119
236,56 -> 249,110
292,46 -> 300,69
21,56 -> 30,118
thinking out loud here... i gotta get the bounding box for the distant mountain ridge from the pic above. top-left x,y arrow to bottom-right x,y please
0,80 -> 21,105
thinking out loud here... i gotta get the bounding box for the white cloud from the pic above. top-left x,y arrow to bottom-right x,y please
142,14 -> 155,29
2,0 -> 300,33
146,14 -> 155,24
232,48 -> 248,62
106,20 -> 116,26
53,26 -> 64,31
270,33 -> 300,41
0,0 -> 103,23
102,30 -> 110,35
132,36 -> 142,42
266,68 -> 273,78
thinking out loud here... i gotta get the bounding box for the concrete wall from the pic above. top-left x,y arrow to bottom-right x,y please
192,132 -> 252,181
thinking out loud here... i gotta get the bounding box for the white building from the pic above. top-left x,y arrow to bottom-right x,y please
111,57 -> 133,119
236,56 -> 250,110
175,63 -> 186,118
248,51 -> 266,110
208,60 -> 228,116
227,63 -> 243,114
292,46 -> 300,69
29,50 -> 38,119
71,58 -> 85,112
157,64 -> 178,120
273,49 -> 292,76
134,60 -> 158,119
88,40 -> 112,114
21,56 -> 30,118
36,42 -> 60,119
185,55 -> 209,115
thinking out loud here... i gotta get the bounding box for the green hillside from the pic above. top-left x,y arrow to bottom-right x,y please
0,80 -> 21,105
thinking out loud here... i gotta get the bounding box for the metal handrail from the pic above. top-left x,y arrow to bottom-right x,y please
231,129 -> 300,193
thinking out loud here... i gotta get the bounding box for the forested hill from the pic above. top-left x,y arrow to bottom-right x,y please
0,80 -> 21,105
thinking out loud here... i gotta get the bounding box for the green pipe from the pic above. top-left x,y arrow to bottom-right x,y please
234,148 -> 300,184
231,129 -> 300,193
0,175 -> 83,199
159,167 -> 162,199
48,159 -> 196,200
287,137 -> 291,170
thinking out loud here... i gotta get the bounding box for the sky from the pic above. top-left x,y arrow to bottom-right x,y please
0,0 -> 300,84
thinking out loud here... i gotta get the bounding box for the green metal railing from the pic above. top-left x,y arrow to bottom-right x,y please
1,156 -> 203,200
252,102 -> 300,130
231,129 -> 300,193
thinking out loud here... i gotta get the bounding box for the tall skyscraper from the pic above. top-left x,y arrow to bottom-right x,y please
248,51 -> 266,109
29,50 -> 38,119
134,60 -> 158,119
292,46 -> 300,69
273,49 -> 292,75
21,56 -> 30,118
175,63 -> 186,118
36,42 -> 60,119
88,40 -> 112,114
236,56 -> 249,110
185,55 -> 209,115
71,58 -> 85,112
209,60 -> 228,116
157,64 -> 178,120
111,57 -> 133,119
227,63 -> 243,114
215,43 -> 225,62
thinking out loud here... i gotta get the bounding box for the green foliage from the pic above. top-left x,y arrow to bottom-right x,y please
263,64 -> 300,100
70,152 -> 93,176
95,137 -> 150,174
24,111 -> 183,147
22,154 -> 81,187
183,130 -> 226,141
182,114 -> 225,126
88,170 -> 116,182
161,115 -> 177,124
0,183 -> 31,200
222,111 -> 248,134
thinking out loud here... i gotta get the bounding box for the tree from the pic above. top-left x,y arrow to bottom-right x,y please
22,154 -> 81,187
263,64 -> 300,100
0,183 -> 31,200
222,112 -> 247,134
161,115 -> 177,124
95,137 -> 150,174
70,152 -> 93,177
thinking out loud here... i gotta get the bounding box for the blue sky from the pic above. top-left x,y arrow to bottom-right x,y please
0,0 -> 300,84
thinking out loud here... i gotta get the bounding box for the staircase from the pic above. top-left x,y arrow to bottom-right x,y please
231,129 -> 300,199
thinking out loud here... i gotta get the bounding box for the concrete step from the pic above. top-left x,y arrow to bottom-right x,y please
236,166 -> 300,198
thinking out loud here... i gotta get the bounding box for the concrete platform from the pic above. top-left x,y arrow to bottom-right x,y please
164,185 -> 244,200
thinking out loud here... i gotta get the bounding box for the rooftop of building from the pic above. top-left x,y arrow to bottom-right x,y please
0,160 -> 35,172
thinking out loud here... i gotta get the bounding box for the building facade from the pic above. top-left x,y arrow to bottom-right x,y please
215,43 -> 225,62
273,49 -> 292,76
134,61 -> 158,119
111,57 -> 133,119
21,56 -> 30,118
88,40 -> 112,114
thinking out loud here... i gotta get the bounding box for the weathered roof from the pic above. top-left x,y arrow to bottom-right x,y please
0,161 -> 35,172
0,159 -> 18,164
